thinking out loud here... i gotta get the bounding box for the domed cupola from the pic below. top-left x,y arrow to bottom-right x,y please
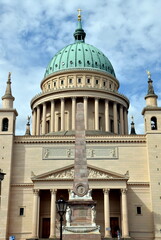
44,12 -> 116,78
31,11 -> 129,137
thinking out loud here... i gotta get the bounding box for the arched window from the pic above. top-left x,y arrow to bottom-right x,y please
151,116 -> 157,130
2,118 -> 9,131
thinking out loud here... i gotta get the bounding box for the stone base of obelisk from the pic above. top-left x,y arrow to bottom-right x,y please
63,198 -> 101,240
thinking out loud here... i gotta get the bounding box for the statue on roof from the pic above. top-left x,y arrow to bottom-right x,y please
146,70 -> 151,79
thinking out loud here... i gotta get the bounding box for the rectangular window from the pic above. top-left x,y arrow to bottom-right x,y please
78,78 -> 81,83
87,78 -> 90,84
69,79 -> 72,84
103,81 -> 106,87
19,207 -> 25,216
136,206 -> 142,215
53,81 -> 56,87
61,80 -> 64,85
96,80 -> 99,84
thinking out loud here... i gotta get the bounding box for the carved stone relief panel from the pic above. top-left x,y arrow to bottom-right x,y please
42,146 -> 118,160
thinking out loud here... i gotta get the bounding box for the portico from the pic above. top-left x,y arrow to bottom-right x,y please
30,165 -> 129,239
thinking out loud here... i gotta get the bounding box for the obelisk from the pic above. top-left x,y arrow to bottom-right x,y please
73,102 -> 89,197
63,102 -> 101,240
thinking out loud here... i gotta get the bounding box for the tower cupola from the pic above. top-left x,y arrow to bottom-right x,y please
2,72 -> 15,109
145,71 -> 158,107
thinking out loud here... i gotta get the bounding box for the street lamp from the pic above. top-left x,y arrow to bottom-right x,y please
56,198 -> 68,240
0,169 -> 6,181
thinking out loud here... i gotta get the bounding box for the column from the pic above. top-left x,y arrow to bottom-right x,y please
84,97 -> 88,130
72,97 -> 76,130
36,106 -> 40,135
95,98 -> 99,130
120,105 -> 124,135
121,188 -> 129,238
105,100 -> 109,132
50,100 -> 55,132
42,103 -> 46,134
32,109 -> 36,135
103,189 -> 111,238
32,189 -> 40,238
61,98 -> 65,131
124,108 -> 128,134
50,189 -> 57,239
113,102 -> 118,134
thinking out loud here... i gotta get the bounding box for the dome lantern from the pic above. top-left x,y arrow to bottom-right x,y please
73,9 -> 86,43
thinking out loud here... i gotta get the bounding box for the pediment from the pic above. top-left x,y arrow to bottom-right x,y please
31,164 -> 129,181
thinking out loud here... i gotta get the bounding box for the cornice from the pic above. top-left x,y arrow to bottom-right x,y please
142,106 -> 161,115
11,183 -> 33,188
127,182 -> 150,187
31,86 -> 129,109
0,108 -> 18,116
11,181 -> 149,187
14,134 -> 146,144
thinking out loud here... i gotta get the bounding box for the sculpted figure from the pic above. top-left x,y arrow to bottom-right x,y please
91,206 -> 96,225
66,206 -> 71,226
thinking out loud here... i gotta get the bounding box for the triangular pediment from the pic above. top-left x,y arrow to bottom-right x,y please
31,164 -> 129,181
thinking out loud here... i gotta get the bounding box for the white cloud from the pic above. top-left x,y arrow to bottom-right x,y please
0,0 -> 161,135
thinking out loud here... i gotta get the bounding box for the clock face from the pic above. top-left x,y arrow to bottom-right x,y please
75,183 -> 88,197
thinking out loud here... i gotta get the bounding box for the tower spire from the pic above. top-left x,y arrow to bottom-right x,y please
73,9 -> 86,42
130,116 -> 136,135
2,72 -> 15,109
146,70 -> 155,95
145,70 -> 158,107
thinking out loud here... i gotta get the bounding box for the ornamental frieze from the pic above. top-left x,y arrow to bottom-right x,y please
42,146 -> 118,160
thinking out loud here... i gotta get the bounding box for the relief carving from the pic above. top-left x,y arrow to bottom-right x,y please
45,168 -> 112,180
43,146 -> 118,160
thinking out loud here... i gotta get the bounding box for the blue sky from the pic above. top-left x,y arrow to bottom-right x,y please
0,0 -> 161,135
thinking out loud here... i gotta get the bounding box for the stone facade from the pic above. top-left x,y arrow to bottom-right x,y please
0,15 -> 161,240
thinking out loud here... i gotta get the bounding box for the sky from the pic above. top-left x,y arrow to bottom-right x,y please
0,0 -> 161,135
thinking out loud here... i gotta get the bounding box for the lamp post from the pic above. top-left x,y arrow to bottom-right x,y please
0,169 -> 6,181
56,198 -> 68,240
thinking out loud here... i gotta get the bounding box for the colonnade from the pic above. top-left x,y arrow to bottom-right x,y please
31,188 -> 129,239
32,97 -> 128,135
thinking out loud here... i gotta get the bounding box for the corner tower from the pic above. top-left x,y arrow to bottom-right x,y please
0,73 -> 18,240
142,71 -> 161,239
142,71 -> 161,132
31,12 -> 129,136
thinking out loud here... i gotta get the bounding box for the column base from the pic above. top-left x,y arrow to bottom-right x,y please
26,238 -> 39,240
63,233 -> 101,240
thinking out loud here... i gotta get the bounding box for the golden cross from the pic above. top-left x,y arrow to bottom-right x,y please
77,9 -> 82,20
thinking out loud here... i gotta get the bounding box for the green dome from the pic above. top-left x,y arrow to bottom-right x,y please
44,16 -> 116,78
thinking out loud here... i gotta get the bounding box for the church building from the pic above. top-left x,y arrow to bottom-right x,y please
0,11 -> 161,240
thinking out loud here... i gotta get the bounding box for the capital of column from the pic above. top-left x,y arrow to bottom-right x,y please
33,189 -> 39,195
103,188 -> 110,194
95,97 -> 100,101
121,188 -> 128,194
50,189 -> 57,194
